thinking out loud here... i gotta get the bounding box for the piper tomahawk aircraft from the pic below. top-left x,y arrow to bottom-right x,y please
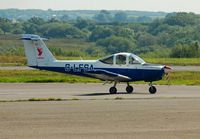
22,34 -> 172,94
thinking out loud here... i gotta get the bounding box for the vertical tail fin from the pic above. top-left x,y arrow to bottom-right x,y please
21,34 -> 56,66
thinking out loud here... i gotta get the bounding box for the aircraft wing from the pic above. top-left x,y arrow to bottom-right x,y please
85,69 -> 132,82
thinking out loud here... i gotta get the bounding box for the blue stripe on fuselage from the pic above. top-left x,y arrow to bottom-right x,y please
30,66 -> 164,82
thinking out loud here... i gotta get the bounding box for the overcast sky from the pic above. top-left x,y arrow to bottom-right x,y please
0,0 -> 200,13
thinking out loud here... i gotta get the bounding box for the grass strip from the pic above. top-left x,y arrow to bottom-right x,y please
0,98 -> 79,103
1,70 -> 200,85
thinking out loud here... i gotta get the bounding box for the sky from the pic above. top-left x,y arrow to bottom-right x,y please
0,0 -> 200,13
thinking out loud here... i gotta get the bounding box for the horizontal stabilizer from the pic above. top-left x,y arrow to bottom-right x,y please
21,34 -> 48,41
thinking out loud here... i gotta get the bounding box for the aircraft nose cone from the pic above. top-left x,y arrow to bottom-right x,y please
164,65 -> 173,73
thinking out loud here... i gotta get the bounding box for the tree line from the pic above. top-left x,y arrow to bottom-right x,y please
0,11 -> 200,58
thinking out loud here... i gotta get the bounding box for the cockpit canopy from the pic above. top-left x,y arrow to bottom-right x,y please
99,53 -> 145,65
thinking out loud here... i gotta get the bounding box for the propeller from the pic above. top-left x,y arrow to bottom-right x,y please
163,65 -> 173,85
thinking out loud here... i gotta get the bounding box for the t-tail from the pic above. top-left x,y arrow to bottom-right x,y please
21,34 -> 56,67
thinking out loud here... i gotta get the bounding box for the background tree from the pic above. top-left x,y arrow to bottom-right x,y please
94,10 -> 113,23
0,28 -> 3,34
61,15 -> 70,22
75,17 -> 94,29
97,36 -> 135,53
0,18 -> 12,34
136,32 -> 157,47
28,17 -> 45,25
164,12 -> 200,26
12,23 -> 25,34
136,16 -> 152,23
114,12 -> 127,23
89,26 -> 113,41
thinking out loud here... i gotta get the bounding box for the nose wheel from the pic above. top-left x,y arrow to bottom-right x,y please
126,82 -> 134,93
149,82 -> 157,94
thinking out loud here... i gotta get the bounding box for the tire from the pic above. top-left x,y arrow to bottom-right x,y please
149,86 -> 157,94
109,87 -> 117,94
126,86 -> 133,94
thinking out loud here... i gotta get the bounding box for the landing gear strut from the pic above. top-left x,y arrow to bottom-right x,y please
126,82 -> 134,94
109,82 -> 134,94
109,82 -> 117,94
149,82 -> 157,94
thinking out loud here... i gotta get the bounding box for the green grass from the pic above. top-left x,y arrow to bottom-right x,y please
1,69 -> 200,85
140,71 -> 200,85
28,98 -> 62,101
0,98 -> 80,103
0,56 -> 26,66
0,70 -> 100,83
115,97 -> 123,100
144,58 -> 200,66
155,71 -> 200,85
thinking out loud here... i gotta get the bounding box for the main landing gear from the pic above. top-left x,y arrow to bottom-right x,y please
109,82 -> 134,94
109,82 -> 117,94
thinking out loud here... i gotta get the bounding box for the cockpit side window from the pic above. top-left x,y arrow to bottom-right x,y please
99,55 -> 113,64
129,56 -> 140,64
116,55 -> 127,65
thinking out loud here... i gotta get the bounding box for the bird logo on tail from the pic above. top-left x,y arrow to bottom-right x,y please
37,48 -> 43,56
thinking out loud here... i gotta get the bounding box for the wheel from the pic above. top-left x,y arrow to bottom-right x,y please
109,87 -> 117,94
149,86 -> 157,94
126,86 -> 133,93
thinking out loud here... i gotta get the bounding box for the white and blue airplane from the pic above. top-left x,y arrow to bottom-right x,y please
22,34 -> 172,94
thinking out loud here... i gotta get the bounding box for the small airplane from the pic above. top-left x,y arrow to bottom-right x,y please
22,34 -> 172,94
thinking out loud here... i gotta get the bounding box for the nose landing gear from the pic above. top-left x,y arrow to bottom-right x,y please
126,82 -> 134,94
149,82 -> 157,94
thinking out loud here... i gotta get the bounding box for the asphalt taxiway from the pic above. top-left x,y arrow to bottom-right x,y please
1,83 -> 200,139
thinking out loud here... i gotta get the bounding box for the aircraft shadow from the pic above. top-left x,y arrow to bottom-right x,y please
76,93 -> 109,96
75,92 -> 148,96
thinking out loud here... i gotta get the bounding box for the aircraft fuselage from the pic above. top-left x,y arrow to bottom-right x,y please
31,60 -> 165,82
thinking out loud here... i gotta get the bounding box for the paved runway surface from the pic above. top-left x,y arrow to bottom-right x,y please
1,83 -> 200,100
1,83 -> 200,139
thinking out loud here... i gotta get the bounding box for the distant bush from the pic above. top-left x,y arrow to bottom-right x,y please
170,42 -> 200,58
97,36 -> 135,53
